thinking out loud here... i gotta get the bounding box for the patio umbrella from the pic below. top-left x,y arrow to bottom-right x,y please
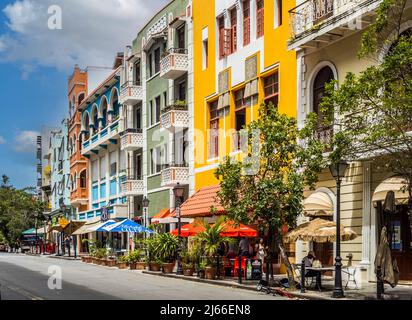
103,219 -> 154,234
220,221 -> 258,238
171,222 -> 206,237
374,226 -> 399,288
284,218 -> 358,243
90,220 -> 117,232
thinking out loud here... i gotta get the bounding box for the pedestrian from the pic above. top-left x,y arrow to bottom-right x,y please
238,237 -> 249,258
256,238 -> 265,262
303,251 -> 323,290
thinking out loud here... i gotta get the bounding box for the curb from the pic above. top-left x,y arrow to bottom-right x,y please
142,271 -> 326,300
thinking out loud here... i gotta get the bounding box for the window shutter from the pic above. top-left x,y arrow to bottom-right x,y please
232,25 -> 237,53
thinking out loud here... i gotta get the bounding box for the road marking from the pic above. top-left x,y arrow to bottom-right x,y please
1,284 -> 45,300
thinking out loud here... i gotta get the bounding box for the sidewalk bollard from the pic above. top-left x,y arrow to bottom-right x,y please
301,260 -> 306,293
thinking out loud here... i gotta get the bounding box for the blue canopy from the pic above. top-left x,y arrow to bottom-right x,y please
102,219 -> 154,234
94,220 -> 117,232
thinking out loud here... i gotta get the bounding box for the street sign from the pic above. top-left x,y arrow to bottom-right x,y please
101,206 -> 109,222
59,217 -> 69,229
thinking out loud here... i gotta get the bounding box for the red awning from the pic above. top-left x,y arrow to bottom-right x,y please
151,209 -> 171,224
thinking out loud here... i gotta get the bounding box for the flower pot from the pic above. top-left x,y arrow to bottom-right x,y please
136,262 -> 146,270
129,262 -> 137,270
205,267 -> 216,280
106,259 -> 116,267
101,259 -> 108,266
162,263 -> 175,274
183,267 -> 194,276
117,262 -> 128,269
85,256 -> 92,263
198,270 -> 205,279
149,262 -> 161,272
81,256 -> 87,263
92,258 -> 98,264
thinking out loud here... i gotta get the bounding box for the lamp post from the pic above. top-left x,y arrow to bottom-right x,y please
329,160 -> 349,299
173,183 -> 185,275
142,197 -> 150,238
34,213 -> 38,254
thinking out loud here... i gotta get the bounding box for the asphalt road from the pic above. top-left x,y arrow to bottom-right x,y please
0,253 -> 285,300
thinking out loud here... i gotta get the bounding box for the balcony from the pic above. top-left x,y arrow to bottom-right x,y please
70,188 -> 88,207
121,175 -> 144,196
161,164 -> 189,187
120,81 -> 143,105
82,119 -> 121,156
160,48 -> 188,80
160,103 -> 189,131
120,129 -> 143,151
78,204 -> 128,221
288,0 -> 381,50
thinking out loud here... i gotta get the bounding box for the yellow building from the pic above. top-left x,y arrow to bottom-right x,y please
192,0 -> 297,189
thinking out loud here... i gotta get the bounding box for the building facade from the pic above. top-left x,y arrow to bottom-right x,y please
122,0 -> 193,227
288,0 -> 412,283
68,65 -> 89,219
192,0 -> 297,190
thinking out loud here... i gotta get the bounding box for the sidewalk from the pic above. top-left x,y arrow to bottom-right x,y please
25,252 -> 81,261
143,270 -> 412,300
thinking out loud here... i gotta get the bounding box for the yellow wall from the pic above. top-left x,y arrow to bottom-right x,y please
193,0 -> 297,191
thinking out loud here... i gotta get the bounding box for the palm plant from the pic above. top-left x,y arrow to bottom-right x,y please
155,233 -> 179,263
195,217 -> 233,262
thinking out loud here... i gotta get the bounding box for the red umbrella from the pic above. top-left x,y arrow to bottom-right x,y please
220,221 -> 258,238
171,222 -> 205,237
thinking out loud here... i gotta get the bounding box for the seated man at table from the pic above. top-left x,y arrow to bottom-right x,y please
303,251 -> 323,290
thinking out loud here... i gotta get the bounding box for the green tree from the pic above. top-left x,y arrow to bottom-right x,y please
321,0 -> 412,201
0,176 -> 46,246
215,104 -> 324,287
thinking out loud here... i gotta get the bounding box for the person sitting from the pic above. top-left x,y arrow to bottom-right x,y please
303,251 -> 323,290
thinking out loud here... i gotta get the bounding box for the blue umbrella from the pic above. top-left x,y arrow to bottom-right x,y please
103,219 -> 154,234
93,220 -> 117,232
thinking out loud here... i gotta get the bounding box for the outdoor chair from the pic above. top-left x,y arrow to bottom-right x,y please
292,264 -> 315,288
342,266 -> 358,289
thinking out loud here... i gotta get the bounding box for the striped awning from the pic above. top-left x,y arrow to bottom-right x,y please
303,192 -> 333,217
372,176 -> 410,205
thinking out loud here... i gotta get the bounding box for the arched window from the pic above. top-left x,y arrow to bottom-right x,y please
73,134 -> 77,153
80,170 -> 87,189
78,93 -> 85,105
92,105 -> 99,134
100,97 -> 108,128
83,113 -> 91,140
110,89 -> 120,118
312,66 -> 334,121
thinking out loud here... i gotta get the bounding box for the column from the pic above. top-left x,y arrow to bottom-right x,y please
360,162 -> 371,277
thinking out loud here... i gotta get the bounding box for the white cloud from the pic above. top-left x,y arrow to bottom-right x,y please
0,136 -> 6,144
13,130 -> 40,153
0,0 -> 168,73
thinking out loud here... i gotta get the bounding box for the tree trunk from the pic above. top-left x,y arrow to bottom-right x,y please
279,240 -> 296,291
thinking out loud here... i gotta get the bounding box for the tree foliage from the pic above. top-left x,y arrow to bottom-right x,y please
215,103 -> 325,285
0,176 -> 46,245
321,0 -> 412,198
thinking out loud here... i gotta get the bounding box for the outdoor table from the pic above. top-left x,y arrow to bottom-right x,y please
301,265 -> 335,293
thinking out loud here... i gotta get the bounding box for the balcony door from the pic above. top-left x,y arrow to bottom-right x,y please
177,25 -> 185,50
134,153 -> 142,180
135,107 -> 142,130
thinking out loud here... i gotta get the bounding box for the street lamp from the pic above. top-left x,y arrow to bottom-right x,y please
173,183 -> 185,276
329,160 -> 349,299
142,197 -> 150,238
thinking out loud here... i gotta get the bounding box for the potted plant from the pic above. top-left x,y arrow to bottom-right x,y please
144,237 -> 161,271
197,261 -> 206,279
150,257 -> 162,272
128,250 -> 141,270
117,255 -> 128,269
181,250 -> 194,276
106,255 -> 117,267
155,233 -> 179,274
195,217 -> 233,280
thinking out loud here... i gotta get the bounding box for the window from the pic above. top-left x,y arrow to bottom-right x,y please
218,16 -> 226,59
150,101 -> 154,126
100,154 -> 107,180
80,170 -> 87,188
203,38 -> 208,69
209,101 -> 219,158
155,96 -> 161,124
163,91 -> 168,108
134,60 -> 141,85
234,109 -> 246,150
230,7 -> 237,53
154,48 -> 161,74
243,0 -> 250,46
148,53 -> 153,77
234,89 -> 246,110
177,80 -> 186,102
150,146 -> 163,175
91,160 -> 98,183
263,72 -> 279,106
177,25 -> 185,49
109,151 -> 117,177
274,0 -> 282,28
256,0 -> 264,38
313,66 -> 334,121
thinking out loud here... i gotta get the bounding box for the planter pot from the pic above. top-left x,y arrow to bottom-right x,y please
106,259 -> 116,267
101,259 -> 109,266
162,263 -> 175,274
117,262 -> 128,269
129,262 -> 137,270
183,267 -> 194,276
136,262 -> 146,270
92,258 -> 98,264
149,262 -> 161,272
81,256 -> 87,263
85,257 -> 93,263
205,267 -> 216,280
198,270 -> 205,279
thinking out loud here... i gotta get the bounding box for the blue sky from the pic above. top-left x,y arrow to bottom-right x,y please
0,0 -> 167,188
